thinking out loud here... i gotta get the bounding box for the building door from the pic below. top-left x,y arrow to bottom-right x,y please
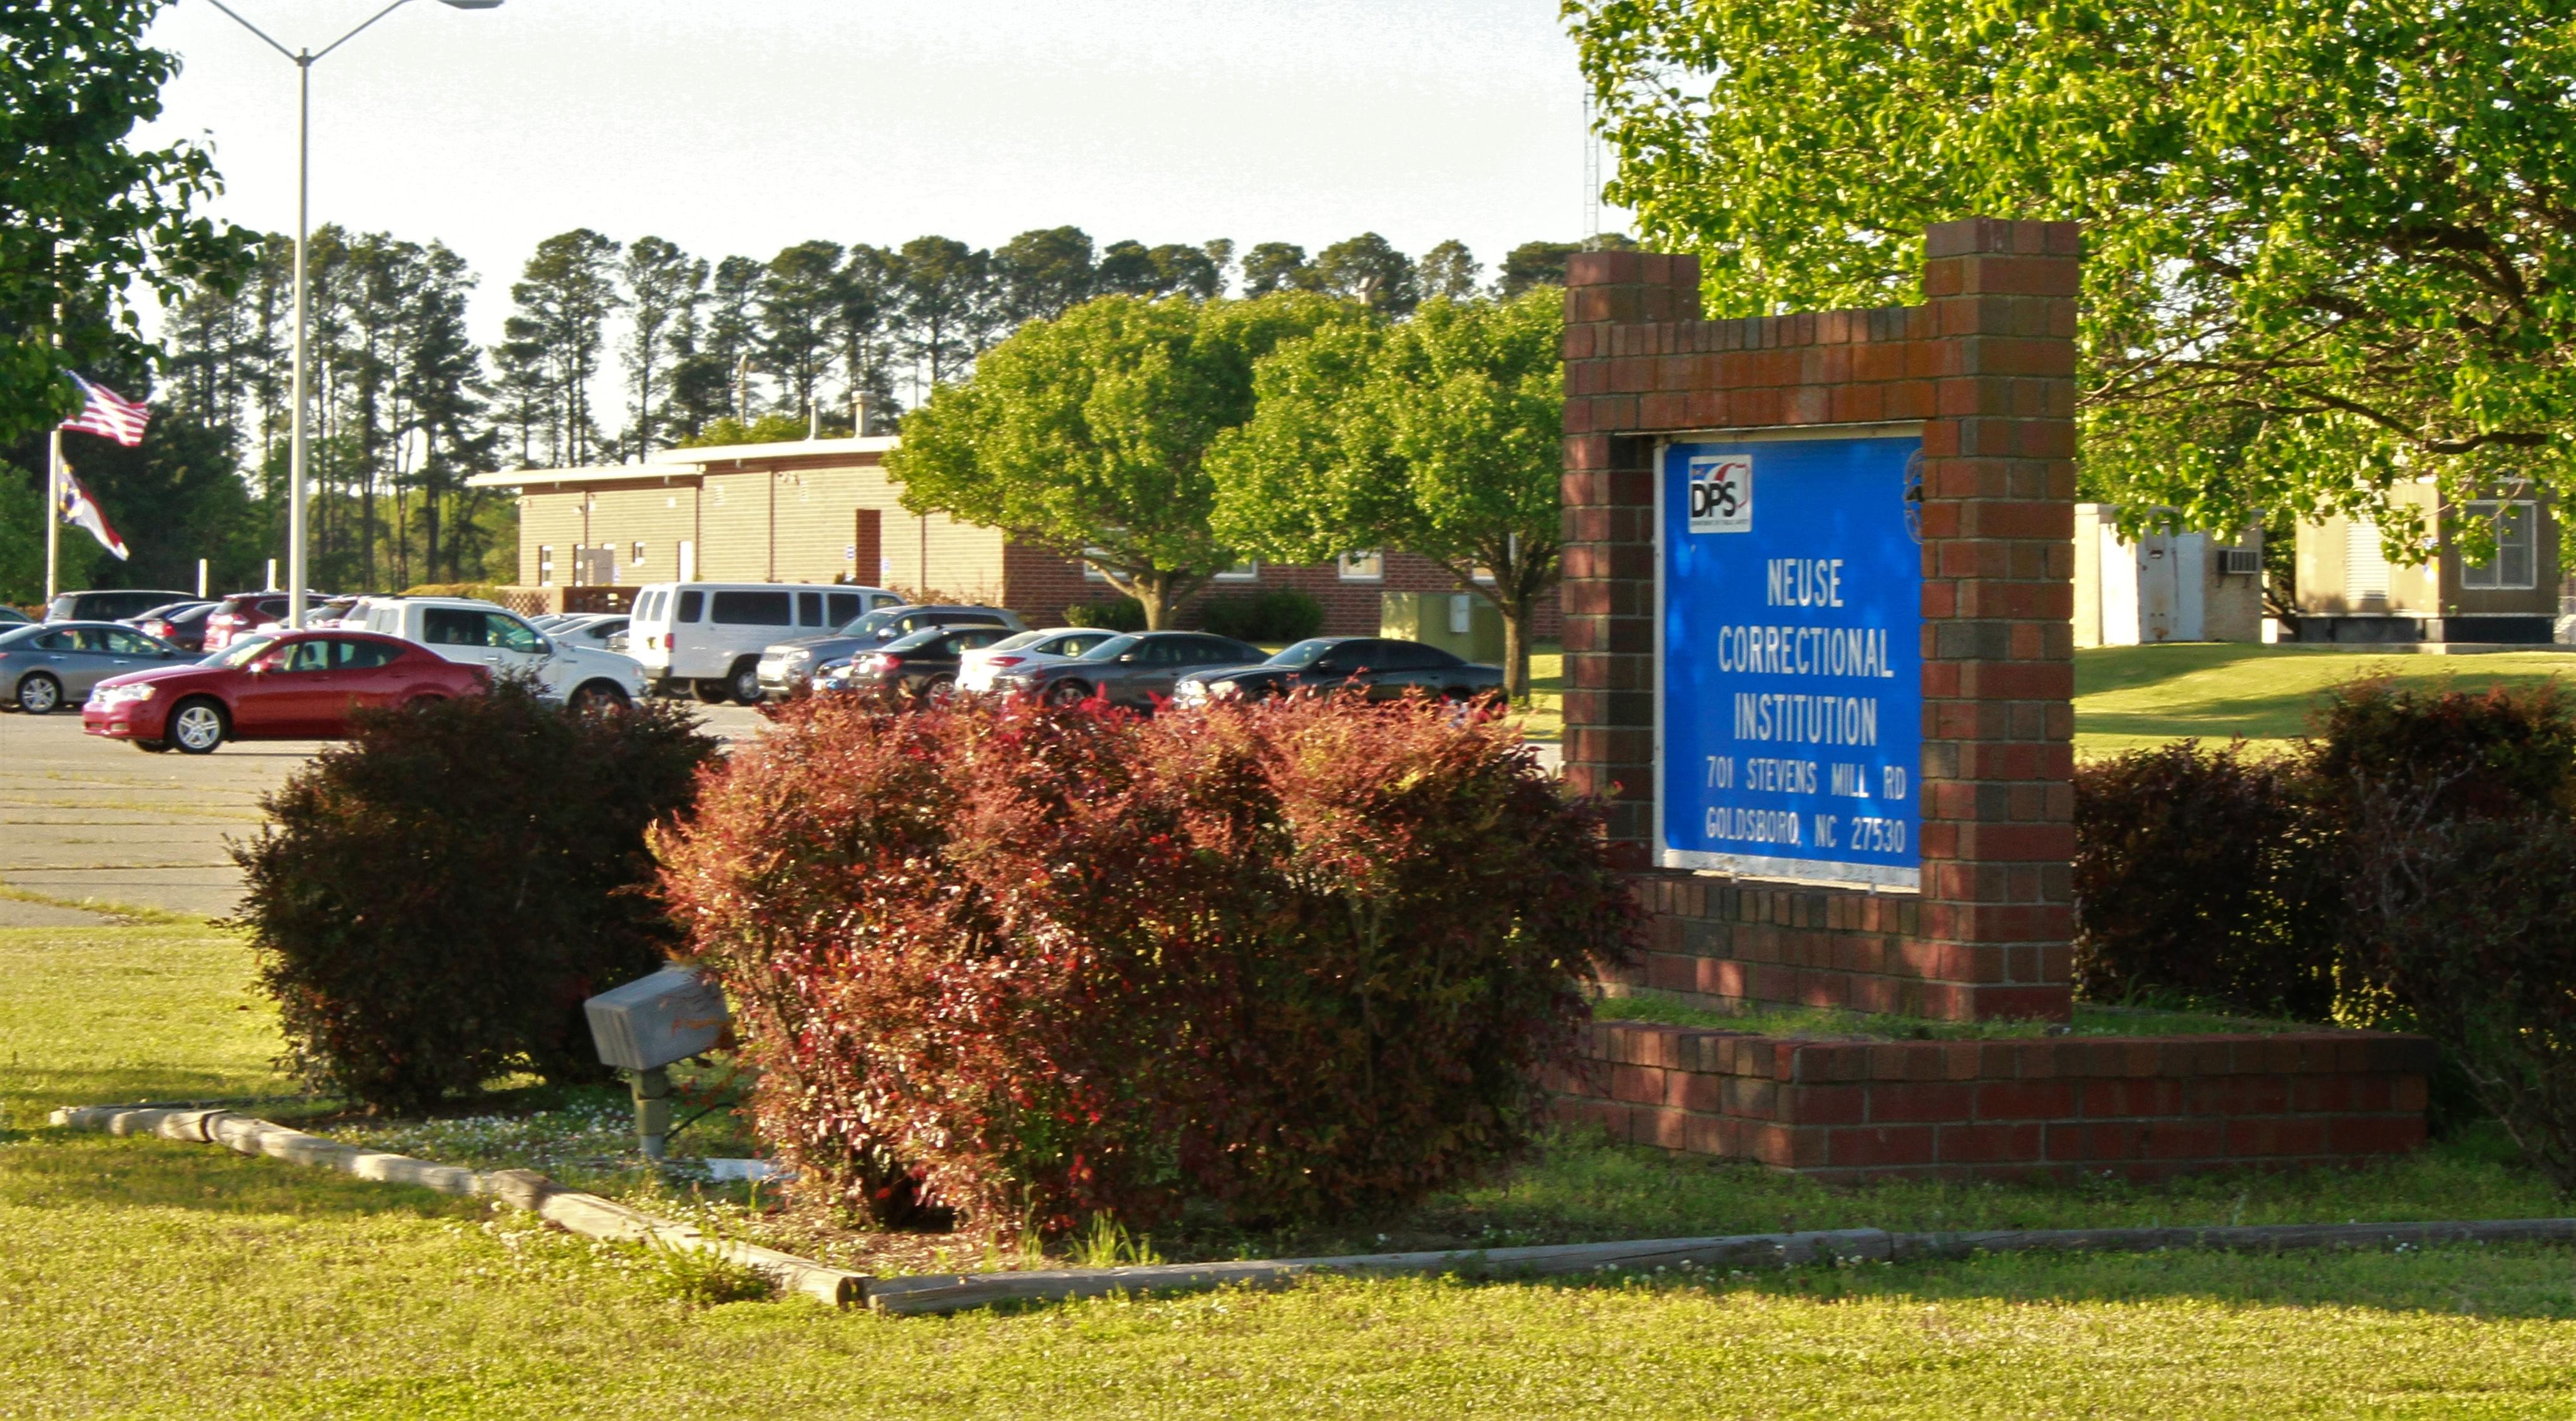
2136,535 -> 2178,643
853,510 -> 883,589
677,540 -> 697,582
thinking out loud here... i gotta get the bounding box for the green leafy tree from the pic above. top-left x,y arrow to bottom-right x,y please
1419,240 -> 1481,301
619,235 -> 706,453
760,239 -> 844,422
890,292 -> 1354,628
1569,0 -> 2576,543
1,1 -> 250,445
1210,291 -> 1564,696
0,460 -> 62,603
703,254 -> 765,419
1314,233 -> 1419,316
897,235 -> 997,386
833,244 -> 902,431
503,229 -> 622,467
1240,242 -> 1317,296
995,225 -> 1095,324
1495,235 -> 1633,297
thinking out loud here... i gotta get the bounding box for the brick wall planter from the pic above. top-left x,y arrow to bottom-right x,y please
1553,1019 -> 2434,1184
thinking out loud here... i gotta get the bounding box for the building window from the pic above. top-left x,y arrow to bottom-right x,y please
1215,559 -> 1259,582
2461,500 -> 2538,591
1337,550 -> 1384,581
631,541 -> 646,566
1080,546 -> 1111,582
537,545 -> 554,586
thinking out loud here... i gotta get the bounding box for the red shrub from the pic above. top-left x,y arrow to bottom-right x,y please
655,692 -> 1636,1237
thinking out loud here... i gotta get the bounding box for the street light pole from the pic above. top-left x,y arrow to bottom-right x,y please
203,0 -> 502,629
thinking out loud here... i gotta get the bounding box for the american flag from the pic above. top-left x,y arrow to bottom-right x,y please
59,374 -> 150,447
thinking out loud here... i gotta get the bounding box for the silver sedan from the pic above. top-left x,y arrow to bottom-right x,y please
0,621 -> 192,714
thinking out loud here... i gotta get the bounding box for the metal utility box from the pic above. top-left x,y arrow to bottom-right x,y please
1381,591 -> 1505,664
584,968 -> 728,1072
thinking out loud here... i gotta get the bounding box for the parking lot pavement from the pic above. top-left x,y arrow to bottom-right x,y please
0,710 -> 313,919
0,696 -> 1556,922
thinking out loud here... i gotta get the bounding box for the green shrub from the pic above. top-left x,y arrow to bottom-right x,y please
1063,595 -> 1146,631
2346,784 -> 2576,1192
657,691 -> 1637,1239
1196,587 -> 1326,643
2071,740 -> 2339,1019
233,679 -> 719,1114
399,582 -> 508,601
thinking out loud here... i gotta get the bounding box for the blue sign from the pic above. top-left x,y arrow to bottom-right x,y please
1658,433 -> 1923,887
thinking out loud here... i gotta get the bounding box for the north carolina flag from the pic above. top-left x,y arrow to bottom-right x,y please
59,374 -> 150,448
58,465 -> 130,561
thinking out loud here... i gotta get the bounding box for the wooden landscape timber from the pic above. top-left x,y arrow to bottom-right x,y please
47,1104 -> 865,1307
53,1102 -> 2576,1317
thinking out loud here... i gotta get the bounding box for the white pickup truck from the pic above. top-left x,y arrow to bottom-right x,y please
353,597 -> 648,710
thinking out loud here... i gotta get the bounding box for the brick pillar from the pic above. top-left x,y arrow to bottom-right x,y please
1560,251 -> 1701,863
1914,218 -> 2080,1018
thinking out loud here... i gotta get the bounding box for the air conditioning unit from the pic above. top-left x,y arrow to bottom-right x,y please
2217,547 -> 2262,576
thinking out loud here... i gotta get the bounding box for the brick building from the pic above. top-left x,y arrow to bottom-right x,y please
470,435 -> 1559,638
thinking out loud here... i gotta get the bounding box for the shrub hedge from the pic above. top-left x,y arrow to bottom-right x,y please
656,691 -> 1636,1238
1195,587 -> 1326,643
1063,595 -> 1147,631
234,680 -> 718,1113
2071,740 -> 2339,1020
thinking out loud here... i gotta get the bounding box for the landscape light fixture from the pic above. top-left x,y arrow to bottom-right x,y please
202,0 -> 505,631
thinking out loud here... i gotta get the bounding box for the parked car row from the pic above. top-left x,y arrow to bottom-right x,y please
14,577 -> 1506,753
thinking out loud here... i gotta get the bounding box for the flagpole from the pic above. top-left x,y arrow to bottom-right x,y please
44,428 -> 61,609
44,293 -> 61,610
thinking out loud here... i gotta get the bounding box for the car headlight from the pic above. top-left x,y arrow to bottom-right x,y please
94,683 -> 157,705
782,648 -> 812,666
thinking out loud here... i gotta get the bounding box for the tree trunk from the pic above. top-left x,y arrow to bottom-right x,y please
1500,598 -> 1530,702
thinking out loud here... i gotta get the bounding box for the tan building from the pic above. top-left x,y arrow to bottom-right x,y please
2071,504 -> 2265,645
468,435 -> 1557,638
2292,484 -> 2558,644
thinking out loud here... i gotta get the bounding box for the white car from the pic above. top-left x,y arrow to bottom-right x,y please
354,596 -> 647,711
957,626 -> 1125,693
626,582 -> 902,705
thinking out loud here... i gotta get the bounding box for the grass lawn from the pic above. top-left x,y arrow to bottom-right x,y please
8,921 -> 2576,1416
2074,643 -> 2576,759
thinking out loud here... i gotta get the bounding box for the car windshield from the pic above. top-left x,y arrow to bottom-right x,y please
202,635 -> 278,668
1077,634 -> 1140,662
835,608 -> 897,636
0,624 -> 41,648
1267,638 -> 1339,668
987,629 -> 1047,652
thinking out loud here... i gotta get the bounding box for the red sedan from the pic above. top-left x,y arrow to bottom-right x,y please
82,631 -> 488,754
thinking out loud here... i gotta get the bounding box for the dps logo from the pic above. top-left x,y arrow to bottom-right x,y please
1687,453 -> 1752,534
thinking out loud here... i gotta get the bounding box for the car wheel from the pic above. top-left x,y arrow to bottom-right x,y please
918,673 -> 957,705
729,663 -> 764,706
14,673 -> 61,715
693,679 -> 731,704
1045,680 -> 1091,708
134,739 -> 172,753
570,680 -> 632,714
405,695 -> 448,711
168,698 -> 227,754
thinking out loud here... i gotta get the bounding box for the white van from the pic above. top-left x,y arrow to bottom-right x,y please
627,582 -> 903,704
354,596 -> 648,710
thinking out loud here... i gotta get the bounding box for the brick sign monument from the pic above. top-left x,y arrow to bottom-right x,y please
1553,220 -> 2433,1180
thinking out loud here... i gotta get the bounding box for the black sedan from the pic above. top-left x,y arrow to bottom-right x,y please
1172,636 -> 1505,706
989,631 -> 1266,708
132,601 -> 219,652
815,624 -> 1018,701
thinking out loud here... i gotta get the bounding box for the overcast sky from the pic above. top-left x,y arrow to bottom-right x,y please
138,0 -> 1620,346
